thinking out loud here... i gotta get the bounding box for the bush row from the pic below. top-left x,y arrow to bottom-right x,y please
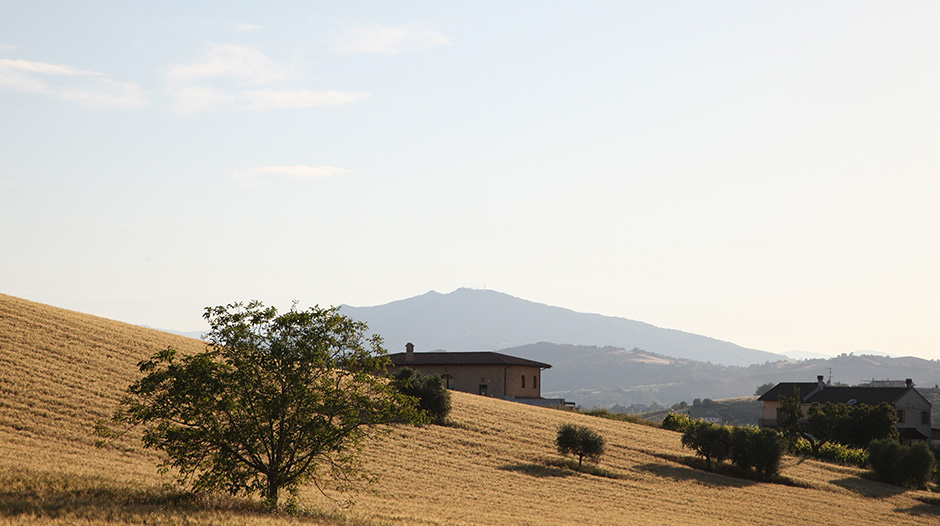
680,420 -> 784,477
867,439 -> 934,488
789,437 -> 869,468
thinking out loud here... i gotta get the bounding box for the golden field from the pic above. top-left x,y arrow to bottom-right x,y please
1,292 -> 939,525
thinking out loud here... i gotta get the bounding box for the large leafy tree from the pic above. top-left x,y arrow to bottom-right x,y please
97,301 -> 421,508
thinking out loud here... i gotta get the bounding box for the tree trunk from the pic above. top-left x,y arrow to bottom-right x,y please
265,477 -> 280,508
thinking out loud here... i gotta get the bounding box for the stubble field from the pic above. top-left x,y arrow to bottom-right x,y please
1,293 -> 938,525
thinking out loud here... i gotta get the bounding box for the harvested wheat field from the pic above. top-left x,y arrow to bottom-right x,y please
2,293 -> 939,525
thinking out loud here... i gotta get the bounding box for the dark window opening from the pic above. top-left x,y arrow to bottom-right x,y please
533,375 -> 537,389
896,409 -> 906,423
922,411 -> 930,425
479,384 -> 488,396
442,374 -> 454,389
521,375 -> 525,388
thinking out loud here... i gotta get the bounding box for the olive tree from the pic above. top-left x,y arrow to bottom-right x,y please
556,423 -> 606,470
96,301 -> 421,508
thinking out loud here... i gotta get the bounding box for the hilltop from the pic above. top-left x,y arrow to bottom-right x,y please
2,292 -> 939,525
341,288 -> 786,366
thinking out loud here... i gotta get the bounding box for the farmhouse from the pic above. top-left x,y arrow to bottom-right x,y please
758,376 -> 933,444
388,343 -> 569,407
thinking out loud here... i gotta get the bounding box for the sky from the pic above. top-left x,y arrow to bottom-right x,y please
2,1 -> 938,360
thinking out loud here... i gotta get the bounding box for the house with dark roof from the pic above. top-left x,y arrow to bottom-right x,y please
388,343 -> 569,407
757,375 -> 933,444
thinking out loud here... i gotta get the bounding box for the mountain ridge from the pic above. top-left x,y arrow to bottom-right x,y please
341,288 -> 788,366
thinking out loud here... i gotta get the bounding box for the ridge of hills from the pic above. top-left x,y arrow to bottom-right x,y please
2,292 -> 940,525
340,288 -> 787,367
503,342 -> 940,413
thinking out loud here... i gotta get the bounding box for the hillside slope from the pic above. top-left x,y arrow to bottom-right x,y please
340,288 -> 787,366
2,293 -> 938,525
504,342 -> 940,412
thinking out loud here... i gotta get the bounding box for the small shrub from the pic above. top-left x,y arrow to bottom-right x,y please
392,368 -> 452,424
556,424 -> 606,470
662,413 -> 691,433
868,439 -> 934,488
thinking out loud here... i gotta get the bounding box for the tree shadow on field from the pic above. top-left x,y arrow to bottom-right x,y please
898,494 -> 940,517
830,476 -> 908,499
635,462 -> 757,489
498,463 -> 576,478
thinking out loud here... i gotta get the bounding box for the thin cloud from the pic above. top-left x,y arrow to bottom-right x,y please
241,89 -> 370,110
333,24 -> 451,55
166,44 -> 368,113
232,23 -> 263,32
166,44 -> 287,86
169,85 -> 236,114
0,58 -> 145,107
232,165 -> 349,187
0,44 -> 18,53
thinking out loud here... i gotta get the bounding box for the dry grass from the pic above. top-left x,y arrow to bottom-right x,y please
3,292 -> 940,525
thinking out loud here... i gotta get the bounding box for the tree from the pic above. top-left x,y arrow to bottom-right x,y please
777,387 -> 804,444
806,401 -> 897,449
681,420 -> 731,471
392,368 -> 451,424
754,382 -> 775,396
555,423 -> 606,470
97,301 -> 421,508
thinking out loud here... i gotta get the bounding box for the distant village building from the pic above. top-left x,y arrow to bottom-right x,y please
387,343 -> 571,407
757,376 -> 934,445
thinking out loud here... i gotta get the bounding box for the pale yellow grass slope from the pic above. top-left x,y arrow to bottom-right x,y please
2,293 -> 938,525
0,293 -> 205,481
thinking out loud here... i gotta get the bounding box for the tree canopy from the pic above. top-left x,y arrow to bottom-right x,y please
555,423 -> 606,470
392,368 -> 451,424
97,300 -> 421,508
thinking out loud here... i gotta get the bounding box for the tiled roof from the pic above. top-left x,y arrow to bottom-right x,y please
758,383 -> 820,402
758,382 -> 926,407
388,351 -> 551,369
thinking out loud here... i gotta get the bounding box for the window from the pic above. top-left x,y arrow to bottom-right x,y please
896,409 -> 905,423
533,375 -> 537,389
922,411 -> 931,425
479,384 -> 488,396
442,374 -> 454,389
521,375 -> 525,388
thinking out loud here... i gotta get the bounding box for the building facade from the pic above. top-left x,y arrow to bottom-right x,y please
758,376 -> 933,443
387,343 -> 567,407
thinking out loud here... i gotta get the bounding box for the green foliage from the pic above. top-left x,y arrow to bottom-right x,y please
867,439 -> 934,488
682,422 -> 784,477
555,424 -> 606,470
97,301 -> 422,508
789,437 -> 869,467
730,427 -> 785,477
392,368 -> 452,424
754,382 -> 775,396
806,401 -> 897,448
680,420 -> 731,470
777,387 -> 804,444
661,412 -> 692,433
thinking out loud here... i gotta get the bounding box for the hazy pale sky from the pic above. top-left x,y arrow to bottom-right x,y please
2,1 -> 938,360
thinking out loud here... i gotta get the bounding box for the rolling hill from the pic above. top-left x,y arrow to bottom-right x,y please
340,288 -> 787,366
2,292 -> 939,525
503,342 -> 940,414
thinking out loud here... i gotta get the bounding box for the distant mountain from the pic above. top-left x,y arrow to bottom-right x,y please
340,288 -> 787,366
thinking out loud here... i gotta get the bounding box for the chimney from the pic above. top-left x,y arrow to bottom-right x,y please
405,342 -> 414,362
817,375 -> 825,388
906,378 -> 913,388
